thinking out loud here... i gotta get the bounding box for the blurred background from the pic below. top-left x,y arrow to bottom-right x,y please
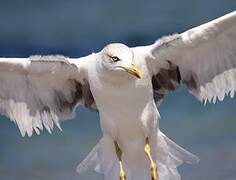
0,0 -> 235,180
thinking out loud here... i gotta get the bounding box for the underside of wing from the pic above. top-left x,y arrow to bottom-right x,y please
0,55 -> 97,136
151,60 -> 181,105
147,11 -> 236,105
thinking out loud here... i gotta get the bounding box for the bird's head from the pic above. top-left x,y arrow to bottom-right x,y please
100,43 -> 142,80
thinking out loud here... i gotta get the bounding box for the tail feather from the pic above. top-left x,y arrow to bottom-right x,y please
158,131 -> 199,167
77,131 -> 199,180
76,142 -> 100,174
77,136 -> 116,174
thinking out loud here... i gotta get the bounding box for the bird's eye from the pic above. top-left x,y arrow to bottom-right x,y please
111,56 -> 120,62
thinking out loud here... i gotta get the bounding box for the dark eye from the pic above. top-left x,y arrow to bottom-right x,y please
111,56 -> 120,62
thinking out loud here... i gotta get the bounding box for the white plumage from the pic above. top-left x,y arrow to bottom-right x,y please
0,11 -> 236,180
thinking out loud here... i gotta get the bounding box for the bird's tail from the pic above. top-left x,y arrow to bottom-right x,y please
76,131 -> 199,180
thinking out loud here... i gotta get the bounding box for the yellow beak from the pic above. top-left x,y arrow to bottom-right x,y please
126,66 -> 142,79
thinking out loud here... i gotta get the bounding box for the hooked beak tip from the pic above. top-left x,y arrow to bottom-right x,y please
126,66 -> 142,79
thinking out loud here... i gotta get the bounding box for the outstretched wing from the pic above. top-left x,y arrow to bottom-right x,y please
0,55 -> 96,136
142,10 -> 236,105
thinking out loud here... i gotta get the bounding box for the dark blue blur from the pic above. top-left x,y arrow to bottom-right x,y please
0,1 -> 236,180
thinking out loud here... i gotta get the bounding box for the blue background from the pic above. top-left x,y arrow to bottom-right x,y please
0,1 -> 236,180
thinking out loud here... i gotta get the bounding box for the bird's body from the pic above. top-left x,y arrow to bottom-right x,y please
77,46 -> 198,180
0,10 -> 236,180
91,50 -> 153,140
86,50 -> 156,168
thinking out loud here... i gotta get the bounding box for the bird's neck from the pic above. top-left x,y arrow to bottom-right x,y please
96,60 -> 133,85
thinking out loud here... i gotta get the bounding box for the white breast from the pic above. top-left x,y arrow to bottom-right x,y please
88,61 -> 159,142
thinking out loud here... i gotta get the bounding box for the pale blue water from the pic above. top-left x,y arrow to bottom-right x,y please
0,1 -> 236,180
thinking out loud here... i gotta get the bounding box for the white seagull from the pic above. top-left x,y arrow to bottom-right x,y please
0,11 -> 236,180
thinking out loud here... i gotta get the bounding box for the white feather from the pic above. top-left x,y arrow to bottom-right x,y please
148,11 -> 236,104
0,55 -> 90,136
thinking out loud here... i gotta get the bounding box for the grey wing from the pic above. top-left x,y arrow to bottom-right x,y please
142,10 -> 236,105
0,55 -> 97,136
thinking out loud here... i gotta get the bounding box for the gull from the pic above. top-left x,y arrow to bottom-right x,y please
0,10 -> 236,180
